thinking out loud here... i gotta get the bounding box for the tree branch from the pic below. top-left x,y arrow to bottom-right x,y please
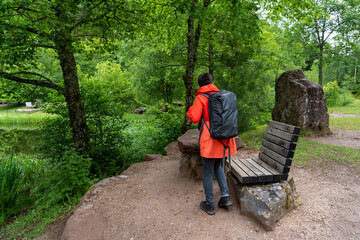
0,71 -> 65,94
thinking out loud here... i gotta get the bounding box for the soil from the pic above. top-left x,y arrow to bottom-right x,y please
309,128 -> 360,149
38,135 -> 360,240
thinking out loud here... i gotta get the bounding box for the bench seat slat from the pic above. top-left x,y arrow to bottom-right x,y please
268,120 -> 301,135
263,133 -> 297,151
252,158 -> 281,182
244,159 -> 273,183
226,158 -> 250,184
262,139 -> 294,158
241,159 -> 265,183
260,145 -> 292,166
259,152 -> 290,174
233,159 -> 258,184
266,127 -> 299,143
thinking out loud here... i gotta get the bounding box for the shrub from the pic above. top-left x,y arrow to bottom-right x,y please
323,81 -> 355,107
0,154 -> 45,224
87,115 -> 130,177
33,149 -> 93,206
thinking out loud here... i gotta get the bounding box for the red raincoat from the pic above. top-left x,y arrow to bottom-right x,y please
187,84 -> 237,158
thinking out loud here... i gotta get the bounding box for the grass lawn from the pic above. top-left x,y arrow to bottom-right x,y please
328,99 -> 360,115
328,99 -> 360,131
0,104 -> 51,124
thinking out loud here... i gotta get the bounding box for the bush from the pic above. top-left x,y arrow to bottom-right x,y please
33,149 -> 93,206
87,115 -> 130,177
323,81 -> 355,107
0,154 -> 45,224
123,103 -> 183,161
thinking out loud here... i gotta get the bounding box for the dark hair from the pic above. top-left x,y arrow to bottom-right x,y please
198,72 -> 213,87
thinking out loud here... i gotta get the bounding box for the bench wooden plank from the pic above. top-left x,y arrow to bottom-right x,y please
262,139 -> 294,158
259,152 -> 290,174
226,159 -> 250,184
281,174 -> 289,181
260,145 -> 292,166
268,120 -> 301,135
233,159 -> 258,184
241,159 -> 265,183
263,133 -> 297,151
244,159 -> 273,182
252,158 -> 281,182
266,127 -> 299,143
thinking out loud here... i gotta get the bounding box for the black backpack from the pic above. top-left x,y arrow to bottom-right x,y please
199,89 -> 238,171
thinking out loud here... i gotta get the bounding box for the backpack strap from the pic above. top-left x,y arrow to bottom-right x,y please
198,93 -> 209,145
218,139 -> 231,173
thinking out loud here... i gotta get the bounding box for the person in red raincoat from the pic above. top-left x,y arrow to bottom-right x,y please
187,72 -> 237,215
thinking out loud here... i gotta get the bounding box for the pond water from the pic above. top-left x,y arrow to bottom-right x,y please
0,124 -> 41,158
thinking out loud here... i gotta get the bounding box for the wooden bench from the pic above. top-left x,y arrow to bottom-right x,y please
227,120 -> 301,184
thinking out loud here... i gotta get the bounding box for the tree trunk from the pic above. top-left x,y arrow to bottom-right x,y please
181,16 -> 196,133
209,43 -> 214,76
181,0 -> 210,133
57,29 -> 89,152
318,44 -> 324,86
354,57 -> 358,88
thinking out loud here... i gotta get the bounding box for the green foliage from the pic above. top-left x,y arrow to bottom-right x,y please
149,103 -> 183,147
130,48 -> 184,104
87,115 -> 129,177
0,156 -> 23,222
80,61 -> 135,112
323,81 -> 355,106
33,149 -> 93,206
0,154 -> 45,224
123,104 -> 183,160
0,127 -> 40,158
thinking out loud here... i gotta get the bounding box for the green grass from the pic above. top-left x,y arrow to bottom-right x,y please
0,104 -> 52,124
328,99 -> 360,115
239,124 -> 266,150
330,117 -> 360,131
327,99 -> 360,131
293,138 -> 360,167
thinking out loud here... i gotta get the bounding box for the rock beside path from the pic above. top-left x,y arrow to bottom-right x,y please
61,206 -> 105,240
228,173 -> 297,231
61,175 -> 128,240
272,70 -> 330,133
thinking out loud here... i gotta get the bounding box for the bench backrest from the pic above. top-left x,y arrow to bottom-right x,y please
258,120 -> 301,175
25,102 -> 32,108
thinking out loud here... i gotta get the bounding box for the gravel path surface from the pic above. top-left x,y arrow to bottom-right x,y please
42,141 -> 360,240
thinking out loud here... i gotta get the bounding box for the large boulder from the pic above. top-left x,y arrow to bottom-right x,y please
227,173 -> 297,231
272,70 -> 330,133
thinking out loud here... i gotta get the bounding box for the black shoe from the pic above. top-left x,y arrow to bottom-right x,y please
218,196 -> 232,208
200,201 -> 215,215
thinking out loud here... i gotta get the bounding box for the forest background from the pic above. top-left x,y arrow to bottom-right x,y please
0,0 -> 359,238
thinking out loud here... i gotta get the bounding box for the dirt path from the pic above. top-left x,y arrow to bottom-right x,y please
41,142 -> 360,240
310,128 -> 360,149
